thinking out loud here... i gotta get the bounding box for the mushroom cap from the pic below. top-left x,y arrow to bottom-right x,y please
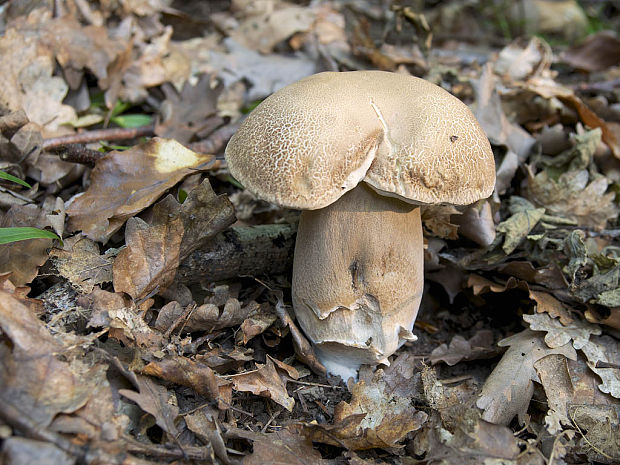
225,70 -> 495,209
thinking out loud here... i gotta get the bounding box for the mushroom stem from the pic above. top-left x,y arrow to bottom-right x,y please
292,183 -> 424,380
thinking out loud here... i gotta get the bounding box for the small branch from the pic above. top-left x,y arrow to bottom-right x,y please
42,125 -> 155,150
47,144 -> 106,165
188,122 -> 240,155
178,224 -> 296,284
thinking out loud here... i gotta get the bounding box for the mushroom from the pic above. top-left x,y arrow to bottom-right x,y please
225,71 -> 495,380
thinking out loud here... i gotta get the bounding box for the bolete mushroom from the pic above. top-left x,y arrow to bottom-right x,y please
225,71 -> 495,380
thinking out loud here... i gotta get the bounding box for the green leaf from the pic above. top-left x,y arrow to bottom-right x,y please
496,202 -> 545,255
111,114 -> 152,128
0,171 -> 31,189
111,100 -> 132,117
0,227 -> 60,244
178,189 -> 188,204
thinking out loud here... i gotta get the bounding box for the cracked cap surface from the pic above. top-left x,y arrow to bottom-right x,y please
225,71 -> 496,209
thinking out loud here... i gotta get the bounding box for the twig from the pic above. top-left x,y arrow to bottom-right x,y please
42,125 -> 155,149
595,360 -> 620,369
188,122 -> 240,155
178,224 -> 296,284
47,143 -> 106,165
286,378 -> 344,390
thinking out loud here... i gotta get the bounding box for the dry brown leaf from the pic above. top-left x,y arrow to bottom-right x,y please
107,305 -> 164,350
119,375 -> 180,439
0,11 -> 77,132
477,329 -> 577,425
0,291 -> 95,429
155,74 -> 223,143
143,356 -> 233,407
580,335 -> 620,399
184,408 -> 237,465
0,273 -> 44,315
430,330 -> 496,366
523,312 -> 601,349
529,289 -> 573,325
239,304 -> 277,344
0,204 -> 55,286
50,236 -> 116,293
497,261 -> 567,289
230,356 -> 295,411
113,215 -> 184,300
65,138 -> 217,242
526,78 -> 620,159
41,16 -> 127,88
585,307 -> 620,331
231,427 -> 328,465
473,64 -> 536,194
420,204 -> 460,240
303,354 -> 427,450
451,200 -> 496,247
561,31 -> 620,72
195,346 -> 254,374
230,5 -> 316,54
534,354 -> 574,434
467,274 -> 527,296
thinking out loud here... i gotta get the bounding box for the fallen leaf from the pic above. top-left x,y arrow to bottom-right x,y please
580,335 -> 620,399
107,306 -> 164,350
495,199 -> 545,254
230,356 -> 295,411
529,289 -> 573,325
561,31 -> 620,72
523,312 -> 600,349
184,407 -> 237,465
239,304 -> 277,344
119,375 -> 180,439
534,354 -> 574,434
142,356 -> 225,403
230,427 -> 328,465
0,204 -> 55,286
303,354 -> 427,449
230,5 -> 316,54
420,204 -> 460,240
155,74 -> 223,143
472,64 -> 536,194
477,329 -> 576,425
50,236 -> 116,293
112,214 -> 184,300
568,404 -> 620,463
208,38 -> 316,101
430,330 -> 496,366
0,11 -> 77,131
65,138 -> 217,242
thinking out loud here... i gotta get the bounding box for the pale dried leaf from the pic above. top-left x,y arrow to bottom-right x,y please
580,335 -> 620,399
523,312 -> 601,349
477,329 -> 576,425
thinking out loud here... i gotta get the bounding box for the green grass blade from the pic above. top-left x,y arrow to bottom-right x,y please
0,171 -> 31,188
0,227 -> 60,244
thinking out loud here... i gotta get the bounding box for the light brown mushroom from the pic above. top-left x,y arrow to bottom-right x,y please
225,71 -> 495,379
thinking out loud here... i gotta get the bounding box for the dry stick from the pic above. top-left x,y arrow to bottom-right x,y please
42,123 -> 237,165
177,224 -> 297,284
42,125 -> 155,150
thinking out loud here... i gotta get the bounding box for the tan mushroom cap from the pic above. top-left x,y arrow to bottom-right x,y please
225,70 -> 495,209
